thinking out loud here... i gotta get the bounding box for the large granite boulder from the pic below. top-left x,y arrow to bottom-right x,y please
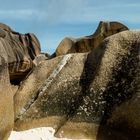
14,53 -> 88,136
0,22 -> 43,139
55,21 -> 129,56
0,57 -> 14,140
0,23 -> 41,84
56,30 -> 140,140
14,30 -> 140,139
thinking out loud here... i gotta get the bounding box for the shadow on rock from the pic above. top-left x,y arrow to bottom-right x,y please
96,42 -> 140,140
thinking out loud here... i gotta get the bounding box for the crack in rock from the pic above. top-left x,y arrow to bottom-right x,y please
16,54 -> 73,121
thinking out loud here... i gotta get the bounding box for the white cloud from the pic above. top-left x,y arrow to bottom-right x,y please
0,0 -> 140,24
42,0 -> 140,24
0,9 -> 37,19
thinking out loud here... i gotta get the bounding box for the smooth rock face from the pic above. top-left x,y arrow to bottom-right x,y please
0,23 -> 41,84
55,21 -> 129,56
14,30 -> 140,139
14,53 -> 87,130
0,57 -> 14,140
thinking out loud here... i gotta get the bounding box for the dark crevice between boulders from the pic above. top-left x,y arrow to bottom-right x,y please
26,34 -> 36,60
10,67 -> 34,85
49,52 -> 56,59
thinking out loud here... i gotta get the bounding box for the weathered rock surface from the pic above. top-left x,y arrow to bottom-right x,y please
0,57 -> 14,140
0,23 -> 41,84
56,30 -> 140,140
14,53 -> 86,130
55,21 -> 129,56
0,23 -> 43,139
0,23 -> 14,32
14,30 -> 140,139
33,53 -> 48,66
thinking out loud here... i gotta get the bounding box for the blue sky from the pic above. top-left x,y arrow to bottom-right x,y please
0,0 -> 140,54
